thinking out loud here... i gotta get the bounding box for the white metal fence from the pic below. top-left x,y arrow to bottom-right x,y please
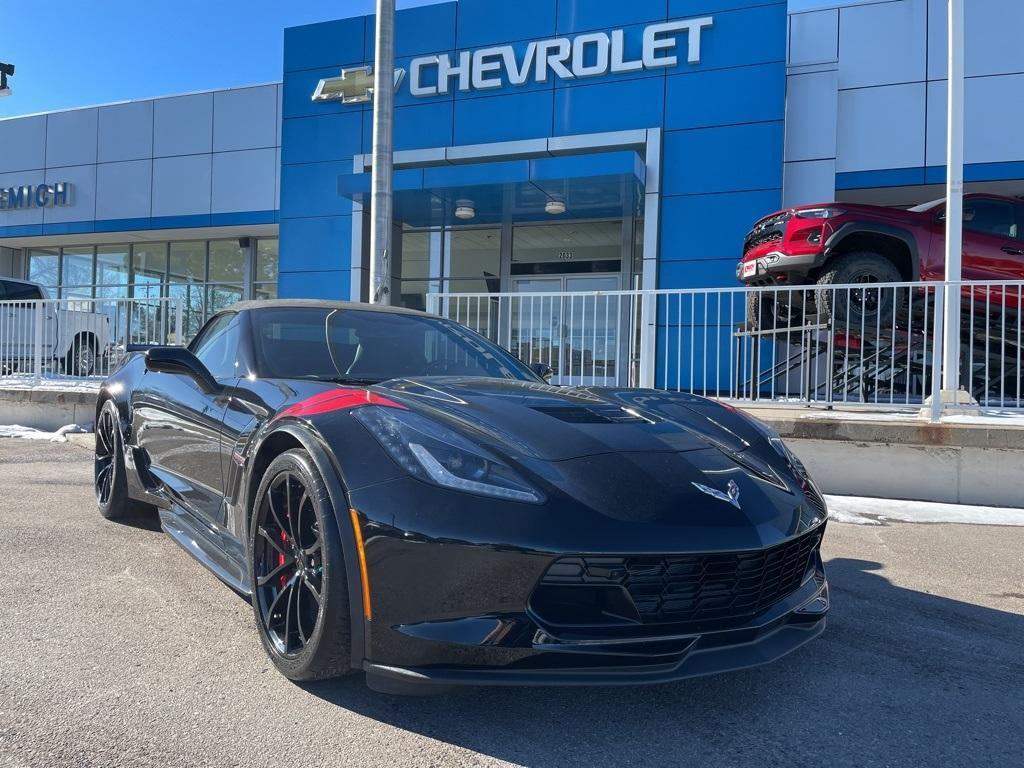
0,296 -> 184,384
428,281 -> 1024,417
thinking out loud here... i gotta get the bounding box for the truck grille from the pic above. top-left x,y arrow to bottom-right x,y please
539,527 -> 823,626
743,212 -> 792,255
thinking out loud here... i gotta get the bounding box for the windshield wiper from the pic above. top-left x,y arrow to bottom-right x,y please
303,375 -> 384,386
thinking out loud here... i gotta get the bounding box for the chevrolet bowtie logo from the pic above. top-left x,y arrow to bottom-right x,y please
311,66 -> 407,104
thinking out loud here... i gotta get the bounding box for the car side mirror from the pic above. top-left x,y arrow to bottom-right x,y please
529,362 -> 554,382
145,346 -> 221,394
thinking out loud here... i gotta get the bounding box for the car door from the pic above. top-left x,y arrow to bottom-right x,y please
958,197 -> 1024,310
133,312 -> 241,523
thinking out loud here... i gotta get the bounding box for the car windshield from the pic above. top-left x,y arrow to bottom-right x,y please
252,306 -> 538,383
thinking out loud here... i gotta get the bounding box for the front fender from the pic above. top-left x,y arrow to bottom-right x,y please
243,421 -> 368,670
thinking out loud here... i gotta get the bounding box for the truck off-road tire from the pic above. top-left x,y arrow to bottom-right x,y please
816,252 -> 905,329
66,335 -> 98,376
745,291 -> 805,340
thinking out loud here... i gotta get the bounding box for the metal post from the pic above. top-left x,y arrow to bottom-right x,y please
368,0 -> 396,305
942,0 -> 965,394
33,300 -> 44,385
174,297 -> 184,345
639,291 -> 656,389
930,284 -> 946,423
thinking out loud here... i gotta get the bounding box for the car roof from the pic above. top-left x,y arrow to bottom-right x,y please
229,298 -> 431,317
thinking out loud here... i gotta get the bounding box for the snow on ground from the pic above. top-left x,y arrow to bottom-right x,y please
826,494 -> 1024,527
797,408 -> 1024,426
0,376 -> 102,394
0,424 -> 89,442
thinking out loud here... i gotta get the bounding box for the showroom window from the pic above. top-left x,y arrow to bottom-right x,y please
19,236 -> 279,340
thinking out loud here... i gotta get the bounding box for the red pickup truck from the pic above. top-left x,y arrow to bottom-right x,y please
737,193 -> 1024,326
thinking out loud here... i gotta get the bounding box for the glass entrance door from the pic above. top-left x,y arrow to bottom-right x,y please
512,274 -> 622,386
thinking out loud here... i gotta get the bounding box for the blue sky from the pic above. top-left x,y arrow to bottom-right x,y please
0,0 -> 441,117
0,0 -> 843,118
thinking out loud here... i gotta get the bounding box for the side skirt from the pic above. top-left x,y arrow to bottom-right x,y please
159,505 -> 251,597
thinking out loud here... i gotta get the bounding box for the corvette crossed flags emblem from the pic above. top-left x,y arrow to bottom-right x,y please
692,479 -> 742,510
311,66 -> 407,104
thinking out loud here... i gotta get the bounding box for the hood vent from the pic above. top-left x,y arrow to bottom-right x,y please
531,405 -> 649,425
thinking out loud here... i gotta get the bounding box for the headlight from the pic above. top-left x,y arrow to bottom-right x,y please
794,207 -> 845,219
353,407 -> 544,504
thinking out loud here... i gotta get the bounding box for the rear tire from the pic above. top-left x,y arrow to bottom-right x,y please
250,449 -> 353,682
816,252 -> 904,329
95,401 -> 131,520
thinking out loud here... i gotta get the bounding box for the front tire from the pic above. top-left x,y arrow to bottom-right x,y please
250,449 -> 353,681
816,252 -> 905,328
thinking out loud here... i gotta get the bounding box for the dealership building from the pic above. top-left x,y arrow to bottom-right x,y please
1,0 -> 1022,336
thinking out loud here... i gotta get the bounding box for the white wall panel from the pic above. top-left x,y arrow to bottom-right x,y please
211,149 -> 276,213
95,160 -> 153,220
152,155 -> 212,217
783,159 -> 836,208
213,86 -> 278,152
789,9 -> 838,66
928,0 -> 1024,80
838,0 -> 927,89
45,109 -> 98,168
98,101 -> 153,163
927,75 -> 1024,167
275,85 -> 283,148
0,115 -> 46,173
836,83 -> 926,172
153,93 -> 214,158
785,71 -> 838,162
0,169 -> 44,226
42,165 -> 96,223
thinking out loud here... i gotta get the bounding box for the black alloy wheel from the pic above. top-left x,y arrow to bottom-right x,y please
94,406 -> 117,506
254,470 -> 324,656
250,449 -> 352,681
94,400 -> 135,520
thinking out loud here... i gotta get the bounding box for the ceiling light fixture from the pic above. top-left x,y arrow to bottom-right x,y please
455,199 -> 476,220
545,200 -> 566,215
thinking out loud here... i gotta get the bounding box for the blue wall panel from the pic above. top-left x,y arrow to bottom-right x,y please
661,190 -> 781,262
362,101 -> 455,152
453,90 -> 554,145
456,0 -> 557,48
556,0 -> 668,34
363,2 -> 457,59
553,77 -> 664,135
284,17 -> 365,73
280,162 -> 356,219
665,63 -> 785,130
279,270 -> 351,300
279,215 -> 353,275
282,113 -> 363,165
662,122 -> 784,196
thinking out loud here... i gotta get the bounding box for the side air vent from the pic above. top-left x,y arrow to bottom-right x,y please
531,405 -> 648,424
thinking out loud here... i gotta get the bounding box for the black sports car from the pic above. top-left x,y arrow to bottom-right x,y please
95,300 -> 829,692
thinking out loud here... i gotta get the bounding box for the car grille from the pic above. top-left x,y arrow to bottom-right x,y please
539,527 -> 823,626
743,212 -> 792,254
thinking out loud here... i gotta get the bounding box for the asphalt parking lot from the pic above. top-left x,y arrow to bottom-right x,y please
0,440 -> 1021,768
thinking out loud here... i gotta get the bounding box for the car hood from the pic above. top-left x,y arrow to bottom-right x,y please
377,377 -> 765,462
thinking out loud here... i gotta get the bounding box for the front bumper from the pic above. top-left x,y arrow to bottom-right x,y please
350,477 -> 829,691
736,251 -> 827,286
364,576 -> 828,691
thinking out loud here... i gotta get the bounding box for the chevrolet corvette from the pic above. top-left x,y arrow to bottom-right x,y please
95,300 -> 829,692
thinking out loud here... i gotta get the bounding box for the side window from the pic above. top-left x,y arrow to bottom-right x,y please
192,313 -> 242,380
962,200 -> 1018,239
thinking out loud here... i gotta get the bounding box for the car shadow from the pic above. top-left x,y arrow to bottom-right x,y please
300,557 -> 1024,767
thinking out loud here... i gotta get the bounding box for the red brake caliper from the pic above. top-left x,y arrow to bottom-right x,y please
278,529 -> 289,589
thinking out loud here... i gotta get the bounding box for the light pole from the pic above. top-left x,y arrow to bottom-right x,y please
368,0 -> 396,305
941,0 -> 965,395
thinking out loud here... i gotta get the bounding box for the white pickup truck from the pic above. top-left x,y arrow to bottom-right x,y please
0,278 -> 112,376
